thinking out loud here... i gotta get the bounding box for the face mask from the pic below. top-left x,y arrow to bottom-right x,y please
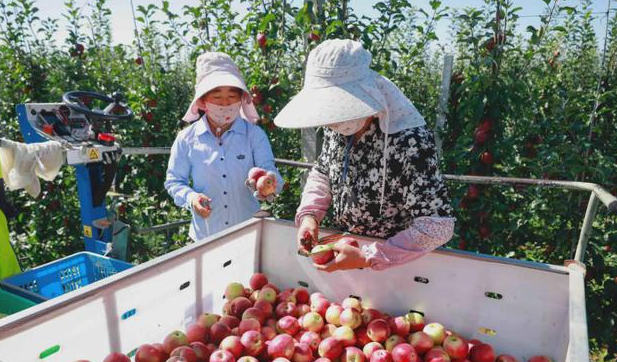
205,101 -> 241,126
328,118 -> 367,136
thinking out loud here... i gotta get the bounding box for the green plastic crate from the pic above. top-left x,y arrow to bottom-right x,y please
0,288 -> 36,318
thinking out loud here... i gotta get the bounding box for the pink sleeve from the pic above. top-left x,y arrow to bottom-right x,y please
294,169 -> 333,226
362,216 -> 456,271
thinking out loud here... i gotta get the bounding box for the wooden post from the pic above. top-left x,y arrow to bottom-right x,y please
435,54 -> 453,160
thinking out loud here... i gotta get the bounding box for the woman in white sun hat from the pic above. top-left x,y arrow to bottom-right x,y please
165,52 -> 284,241
275,39 -> 455,271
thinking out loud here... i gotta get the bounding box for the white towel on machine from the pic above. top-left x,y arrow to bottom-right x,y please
0,139 -> 64,197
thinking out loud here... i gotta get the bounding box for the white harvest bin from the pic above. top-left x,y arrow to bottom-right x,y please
0,218 -> 588,362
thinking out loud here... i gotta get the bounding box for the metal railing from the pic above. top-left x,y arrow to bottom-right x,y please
122,148 -> 617,263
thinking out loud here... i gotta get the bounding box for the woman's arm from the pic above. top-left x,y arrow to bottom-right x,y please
295,168 -> 333,226
251,126 -> 285,194
164,133 -> 198,210
363,216 -> 455,270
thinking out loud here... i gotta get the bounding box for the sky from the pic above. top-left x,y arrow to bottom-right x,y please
32,0 -> 615,52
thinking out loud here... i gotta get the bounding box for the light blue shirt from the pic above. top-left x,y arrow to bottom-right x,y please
165,116 -> 284,241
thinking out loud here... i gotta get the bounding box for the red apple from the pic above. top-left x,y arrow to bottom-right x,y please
239,319 -> 261,335
220,316 -> 241,329
254,299 -> 274,317
333,326 -> 357,347
404,313 -> 424,333
171,346 -> 198,362
293,288 -> 310,304
362,309 -> 383,325
209,349 -> 235,362
300,331 -> 322,351
135,344 -> 166,362
340,308 -> 362,329
249,273 -> 269,290
242,307 -> 266,325
277,290 -> 297,305
298,304 -> 311,316
310,293 -> 326,304
370,350 -> 393,362
423,323 -> 446,345
408,332 -> 434,355
341,297 -> 362,312
311,244 -> 335,265
391,344 -> 418,362
311,298 -> 331,317
266,318 -> 277,329
268,334 -> 296,359
190,341 -> 213,362
241,330 -> 265,356
153,343 -> 168,359
231,297 -> 253,318
303,311 -> 325,332
103,353 -> 130,362
261,326 -> 276,341
187,324 -> 210,344
479,151 -> 494,165
256,176 -> 276,196
238,357 -> 259,362
356,327 -> 372,347
424,347 -> 451,362
363,342 -> 384,360
263,283 -> 280,294
527,357 -> 552,362
277,316 -> 300,335
321,324 -> 338,339
256,33 -> 267,49
325,305 -> 344,326
318,337 -> 343,360
367,319 -> 391,343
258,287 -> 277,303
385,335 -> 405,352
210,323 -> 232,345
443,335 -> 468,360
225,283 -> 245,301
342,346 -> 365,362
198,313 -> 221,328
292,343 -> 313,362
164,331 -> 190,354
308,32 -> 320,42
389,317 -> 410,337
220,336 -> 244,359
276,302 -> 299,318
467,185 -> 480,200
495,356 -> 519,362
469,344 -> 495,362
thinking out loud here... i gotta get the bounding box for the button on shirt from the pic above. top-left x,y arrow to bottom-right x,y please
165,117 -> 284,241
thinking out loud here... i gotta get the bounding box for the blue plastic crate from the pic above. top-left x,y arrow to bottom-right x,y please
0,252 -> 132,303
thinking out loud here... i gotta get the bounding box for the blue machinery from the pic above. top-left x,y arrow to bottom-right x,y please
15,91 -> 132,259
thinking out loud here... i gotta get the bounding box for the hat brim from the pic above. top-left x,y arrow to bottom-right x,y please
274,82 -> 382,129
182,73 -> 250,122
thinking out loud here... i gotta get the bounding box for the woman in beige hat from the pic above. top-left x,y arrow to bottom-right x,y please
275,39 -> 455,271
165,52 -> 283,241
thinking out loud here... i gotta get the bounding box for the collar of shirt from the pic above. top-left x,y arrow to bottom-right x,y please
194,116 -> 247,137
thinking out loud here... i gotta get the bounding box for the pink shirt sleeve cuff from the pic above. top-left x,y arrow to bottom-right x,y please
295,169 -> 332,226
362,216 -> 456,271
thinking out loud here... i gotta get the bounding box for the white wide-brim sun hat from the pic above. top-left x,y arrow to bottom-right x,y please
274,39 -> 425,133
182,52 -> 259,123
274,39 -> 382,129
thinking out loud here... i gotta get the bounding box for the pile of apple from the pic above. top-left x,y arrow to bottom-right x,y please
90,273 -> 553,362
